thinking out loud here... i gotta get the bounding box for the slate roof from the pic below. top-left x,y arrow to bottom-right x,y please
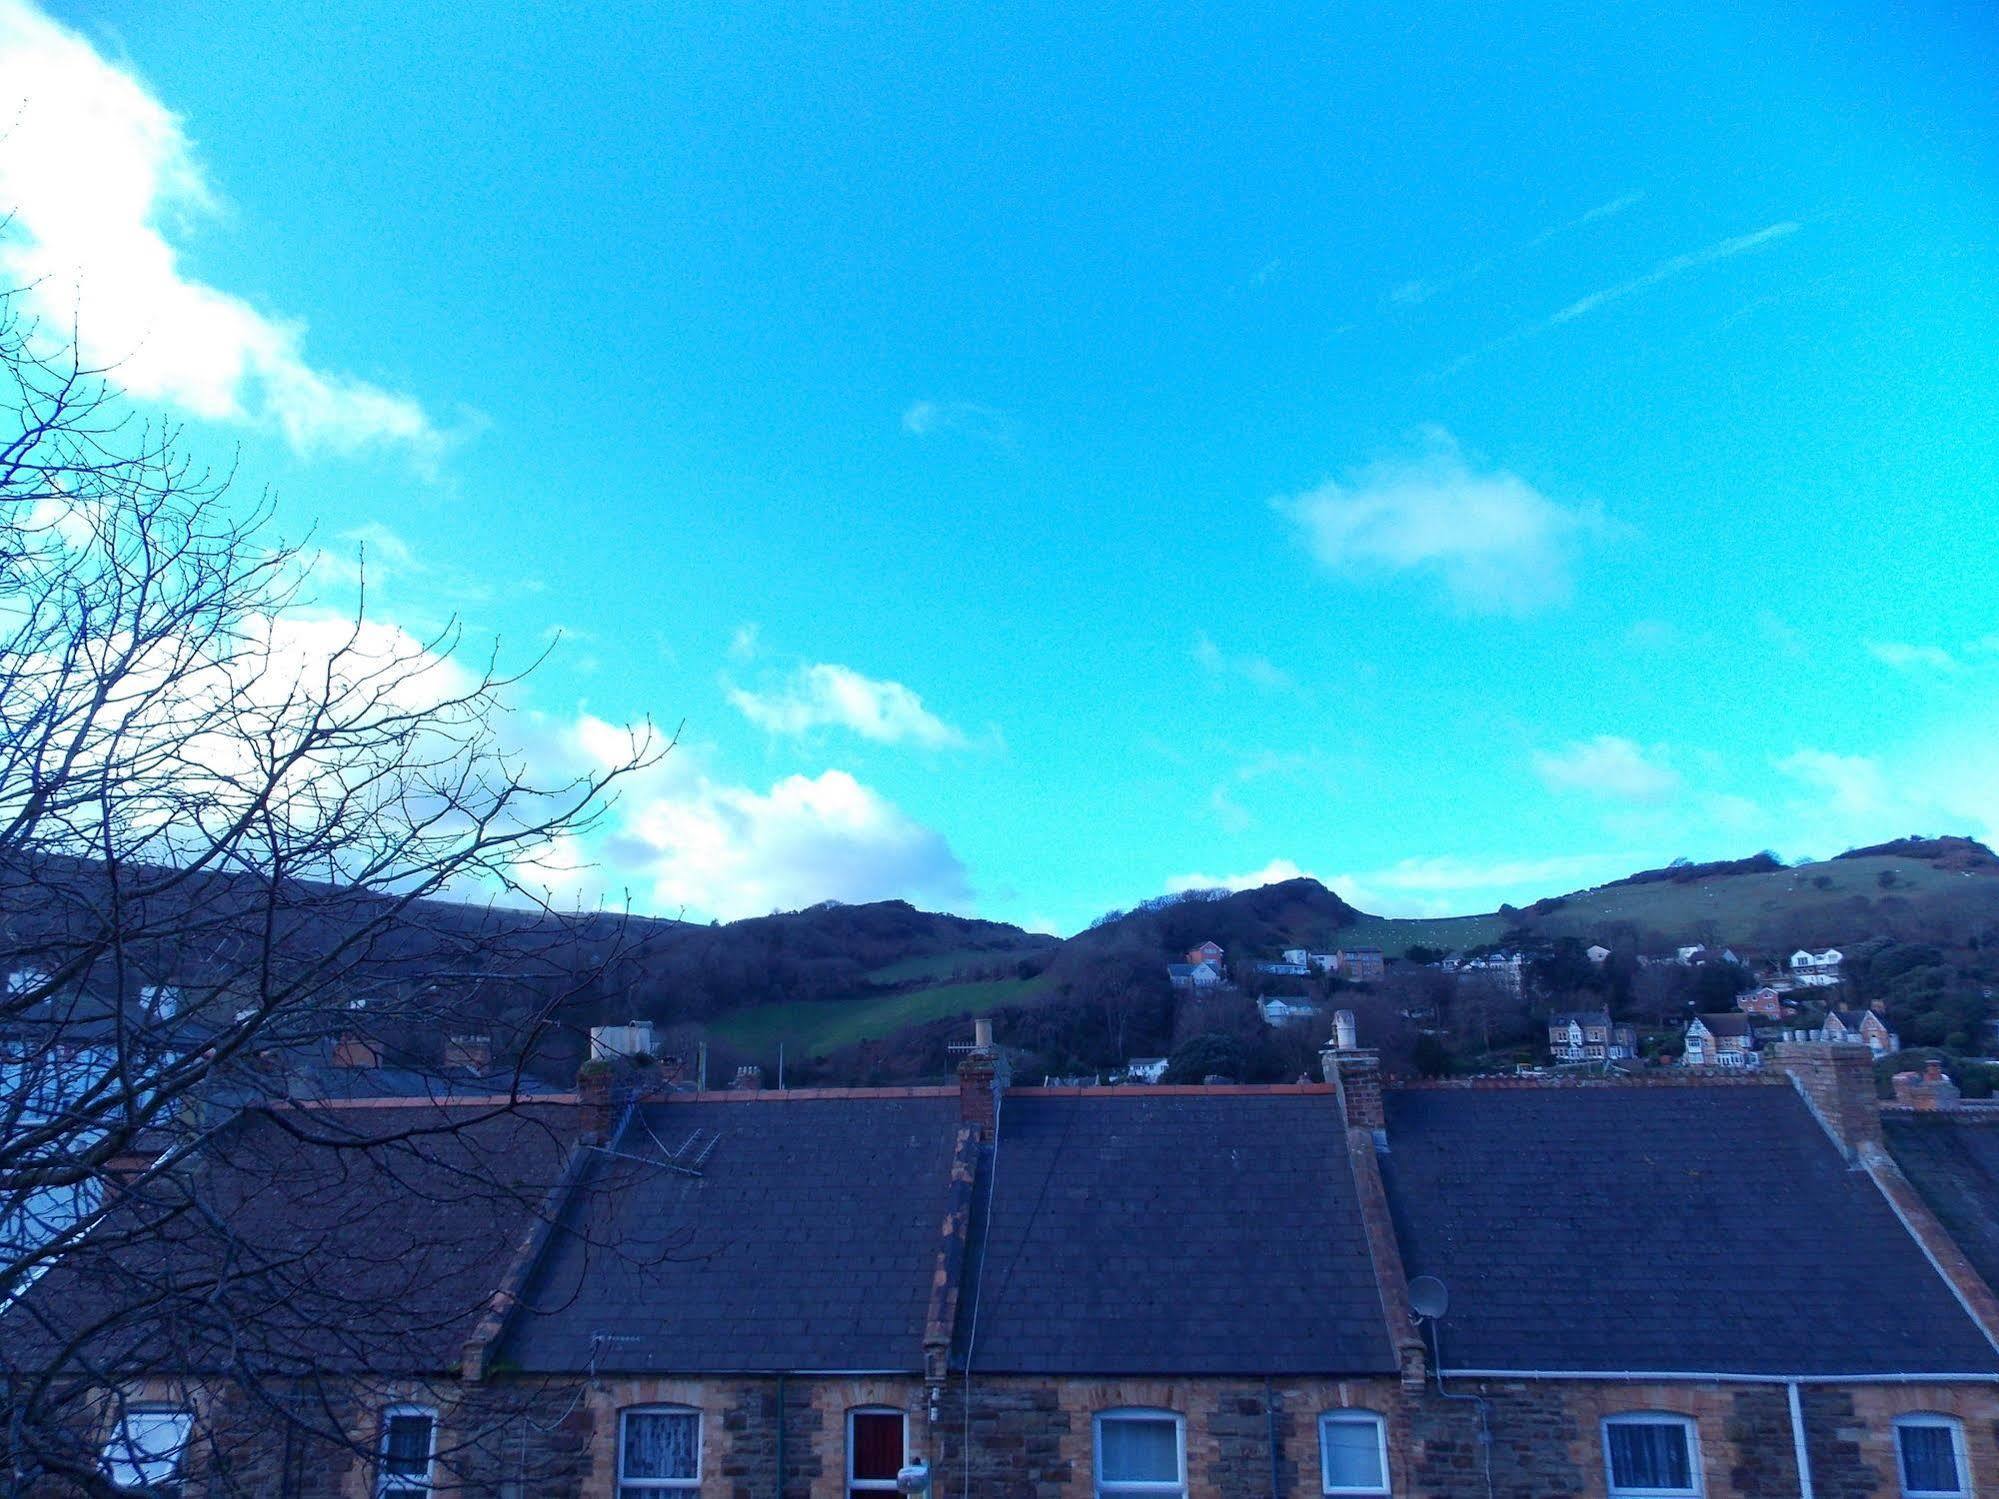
1380,1086 -> 1999,1376
1884,1114 -> 1999,1296
953,1090 -> 1396,1375
1,1100 -> 576,1378
1693,1012 -> 1753,1038
505,1093 -> 962,1374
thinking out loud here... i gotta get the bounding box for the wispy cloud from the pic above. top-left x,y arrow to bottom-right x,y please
1868,641 -> 1960,672
1533,735 -> 1681,804
1542,221 -> 1799,330
727,662 -> 967,749
901,398 -> 1010,444
0,0 -> 446,462
1273,428 -> 1605,614
1525,190 -> 1647,248
1440,219 -> 1800,376
727,622 -> 762,663
1192,633 -> 1296,693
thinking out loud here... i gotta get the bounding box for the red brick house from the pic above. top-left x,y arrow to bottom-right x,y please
1737,985 -> 1788,1020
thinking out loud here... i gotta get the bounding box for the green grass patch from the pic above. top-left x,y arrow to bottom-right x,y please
708,976 -> 1048,1058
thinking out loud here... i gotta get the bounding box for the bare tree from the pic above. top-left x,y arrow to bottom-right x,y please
0,291 -> 664,1493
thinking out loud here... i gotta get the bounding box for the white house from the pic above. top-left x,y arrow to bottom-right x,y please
1789,948 -> 1845,987
1585,944 -> 1611,965
1258,996 -> 1324,1028
1166,961 -> 1224,992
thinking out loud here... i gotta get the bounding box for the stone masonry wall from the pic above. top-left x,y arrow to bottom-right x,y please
26,1371 -> 1999,1497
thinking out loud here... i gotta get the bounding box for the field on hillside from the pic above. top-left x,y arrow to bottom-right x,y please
1340,854 -> 1997,956
1336,912 -> 1507,953
708,976 -> 1049,1057
863,945 -> 1040,985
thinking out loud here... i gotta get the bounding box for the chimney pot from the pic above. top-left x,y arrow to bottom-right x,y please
1334,1009 -> 1358,1050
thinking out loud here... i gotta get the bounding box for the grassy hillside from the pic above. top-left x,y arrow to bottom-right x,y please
708,976 -> 1049,1058
1334,853 -> 1999,957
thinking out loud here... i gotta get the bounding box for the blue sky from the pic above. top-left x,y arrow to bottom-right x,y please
6,1 -> 1998,931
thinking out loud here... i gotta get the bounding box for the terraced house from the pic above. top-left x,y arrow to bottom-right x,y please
8,1034 -> 1999,1499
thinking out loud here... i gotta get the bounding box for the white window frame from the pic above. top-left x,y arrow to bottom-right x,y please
376,1403 -> 437,1497
619,1405 -> 703,1495
1603,1412 -> 1702,1498
1094,1409 -> 1187,1499
100,1406 -> 193,1495
1895,1414 -> 1970,1498
847,1406 -> 908,1497
1319,1409 -> 1390,1496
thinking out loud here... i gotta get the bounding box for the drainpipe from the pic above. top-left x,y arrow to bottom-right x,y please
1788,1383 -> 1815,1499
776,1373 -> 787,1499
1264,1377 -> 1281,1499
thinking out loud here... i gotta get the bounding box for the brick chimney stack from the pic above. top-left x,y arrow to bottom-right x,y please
1893,1059 -> 1962,1111
958,1018 -> 1009,1136
1767,1041 -> 1882,1160
578,1061 -> 616,1142
731,1065 -> 764,1092
1321,1016 -> 1384,1133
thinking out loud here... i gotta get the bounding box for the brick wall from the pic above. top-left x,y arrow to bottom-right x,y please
29,1369 -> 1999,1497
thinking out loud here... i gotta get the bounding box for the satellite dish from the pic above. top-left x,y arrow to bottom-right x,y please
1408,1275 -> 1450,1320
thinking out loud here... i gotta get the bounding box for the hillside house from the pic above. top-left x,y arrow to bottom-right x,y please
1253,959 -> 1310,977
1585,943 -> 1611,964
1548,1009 -> 1637,1063
1455,950 -> 1526,998
1790,947 -> 1845,987
1685,1012 -> 1758,1068
1258,995 -> 1323,1027
1333,947 -> 1386,983
17,1039 -> 1999,1499
1738,986 -> 1789,1020
1822,1005 -> 1899,1056
1283,948 -> 1341,973
1186,940 -> 1225,966
1117,1057 -> 1168,1083
1166,960 -> 1224,992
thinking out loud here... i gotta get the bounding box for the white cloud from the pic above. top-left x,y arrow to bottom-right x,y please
0,1 -> 441,460
1274,430 -> 1602,614
598,766 -> 969,921
1533,735 -> 1681,803
1192,633 -> 1295,693
901,399 -> 1009,443
727,663 -> 966,748
1775,748 -> 1896,823
727,622 -> 761,662
1868,641 -> 1960,672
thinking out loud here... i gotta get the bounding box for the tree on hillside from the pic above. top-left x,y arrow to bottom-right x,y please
0,292 -> 659,1491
